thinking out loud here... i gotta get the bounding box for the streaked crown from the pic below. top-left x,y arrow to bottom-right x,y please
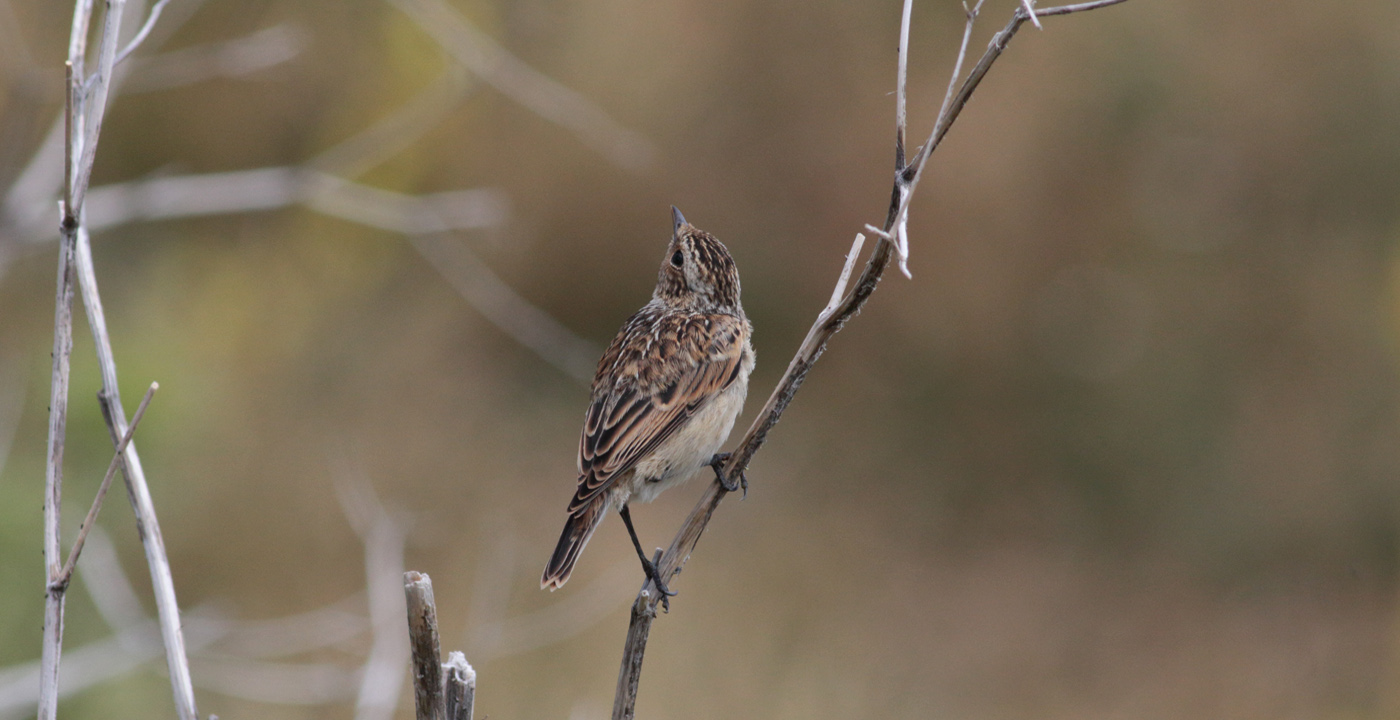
654,207 -> 742,315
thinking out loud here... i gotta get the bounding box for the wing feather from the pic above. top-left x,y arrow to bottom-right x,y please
568,312 -> 746,513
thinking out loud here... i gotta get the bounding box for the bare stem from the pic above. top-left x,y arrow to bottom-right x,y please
443,652 -> 475,720
608,0 -> 1132,717
38,192 -> 77,720
111,0 -> 170,67
39,2 -> 99,715
70,0 -> 127,211
78,226 -> 198,720
405,571 -> 446,720
51,381 -> 158,592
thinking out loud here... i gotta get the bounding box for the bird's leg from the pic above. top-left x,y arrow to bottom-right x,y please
619,505 -> 675,611
708,452 -> 747,498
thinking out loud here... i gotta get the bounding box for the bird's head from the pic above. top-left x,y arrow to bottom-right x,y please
654,206 -> 742,314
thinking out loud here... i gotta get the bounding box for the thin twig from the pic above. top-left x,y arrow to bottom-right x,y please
111,0 -> 171,67
1021,0 -> 1043,29
894,0 -> 1130,238
821,233 -> 865,318
77,221 -> 199,720
65,0 -> 95,78
61,63 -> 73,217
894,0 -> 912,169
609,0 -> 1132,716
936,1 -> 985,152
71,0 -> 128,211
1037,0 -> 1132,16
37,154 -> 77,720
50,381 -> 158,592
1,0 -> 213,243
38,3 -> 99,714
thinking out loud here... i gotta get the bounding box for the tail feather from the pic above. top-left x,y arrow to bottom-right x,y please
541,497 -> 608,590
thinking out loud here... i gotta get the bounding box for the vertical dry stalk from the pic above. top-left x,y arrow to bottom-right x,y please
38,185 -> 76,720
80,225 -> 200,720
405,571 -> 445,720
609,1 -> 1131,718
443,651 -> 475,720
38,2 -> 98,716
404,572 -> 476,720
40,1 -> 201,718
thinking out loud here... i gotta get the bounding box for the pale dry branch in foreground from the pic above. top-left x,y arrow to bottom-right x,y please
405,572 -> 446,720
609,1 -> 1132,717
51,381 -> 157,592
38,0 -> 126,715
443,652 -> 475,720
80,218 -> 199,720
405,573 -> 476,720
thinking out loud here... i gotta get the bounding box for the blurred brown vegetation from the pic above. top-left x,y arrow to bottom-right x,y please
2,0 -> 1400,718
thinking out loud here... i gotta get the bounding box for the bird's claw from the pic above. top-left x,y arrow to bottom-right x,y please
708,452 -> 747,499
642,557 -> 677,612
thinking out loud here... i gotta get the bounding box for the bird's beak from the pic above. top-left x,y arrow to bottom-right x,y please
671,205 -> 687,236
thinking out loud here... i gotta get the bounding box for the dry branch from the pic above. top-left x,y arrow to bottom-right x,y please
38,1 -> 108,716
609,1 -> 1132,717
443,652 -> 475,720
51,381 -> 158,592
80,223 -> 199,720
405,572 -> 446,720
404,572 -> 476,720
37,152 -> 76,720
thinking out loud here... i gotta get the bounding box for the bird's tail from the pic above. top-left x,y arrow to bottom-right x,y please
541,496 -> 608,591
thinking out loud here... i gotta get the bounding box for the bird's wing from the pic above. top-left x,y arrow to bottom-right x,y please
569,311 -> 747,513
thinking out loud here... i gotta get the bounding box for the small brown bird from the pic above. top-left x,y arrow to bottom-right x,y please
541,207 -> 755,604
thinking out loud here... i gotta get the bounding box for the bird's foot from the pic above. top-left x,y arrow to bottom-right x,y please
708,452 -> 747,499
641,552 -> 677,613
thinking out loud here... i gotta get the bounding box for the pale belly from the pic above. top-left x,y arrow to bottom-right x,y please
617,372 -> 749,507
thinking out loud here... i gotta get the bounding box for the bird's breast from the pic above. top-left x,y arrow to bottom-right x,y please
626,362 -> 750,505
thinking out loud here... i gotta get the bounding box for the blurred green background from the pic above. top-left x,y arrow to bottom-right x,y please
2,0 -> 1400,718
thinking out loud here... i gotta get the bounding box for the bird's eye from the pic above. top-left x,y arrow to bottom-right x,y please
670,250 -> 684,268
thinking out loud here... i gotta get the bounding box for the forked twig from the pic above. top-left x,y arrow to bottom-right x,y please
610,1 -> 1132,717
50,381 -> 158,592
